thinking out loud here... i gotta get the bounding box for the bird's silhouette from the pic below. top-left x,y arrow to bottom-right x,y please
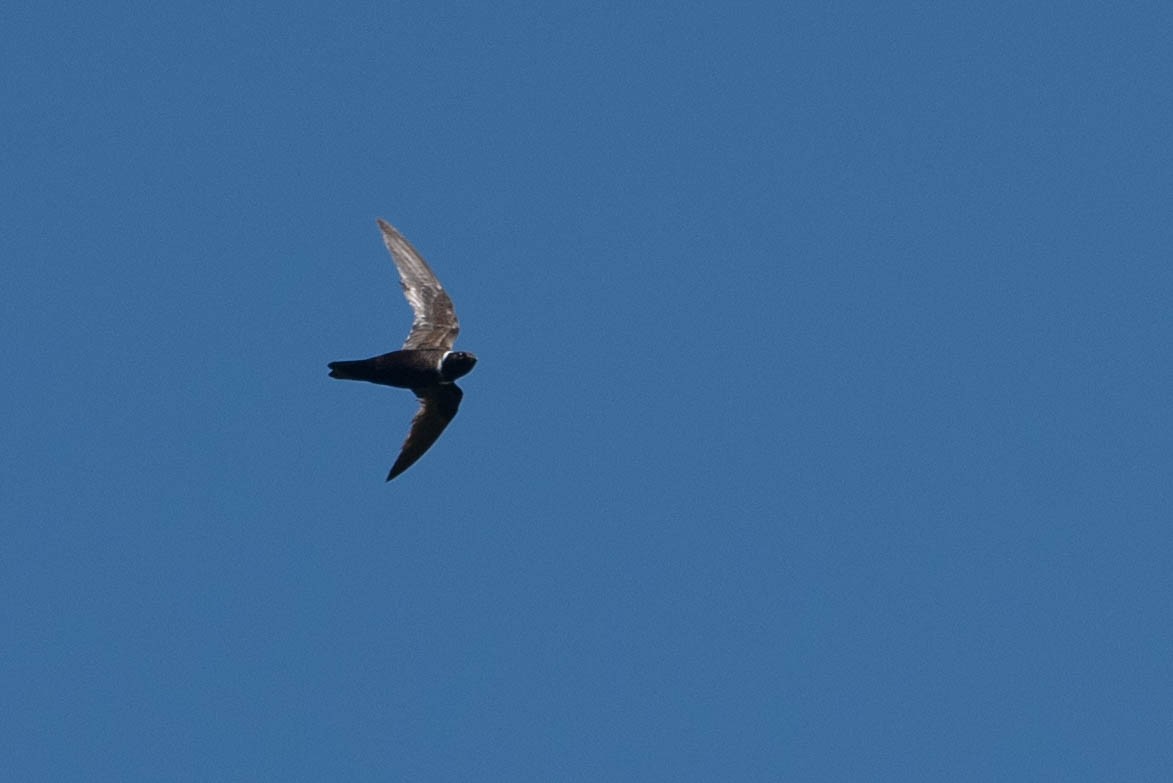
329,219 -> 476,481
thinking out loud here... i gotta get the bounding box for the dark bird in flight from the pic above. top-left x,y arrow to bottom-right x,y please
328,219 -> 477,481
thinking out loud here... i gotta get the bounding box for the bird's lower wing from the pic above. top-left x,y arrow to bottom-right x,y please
387,384 -> 464,481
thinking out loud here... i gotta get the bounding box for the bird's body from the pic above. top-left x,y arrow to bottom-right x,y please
328,349 -> 476,390
328,220 -> 477,481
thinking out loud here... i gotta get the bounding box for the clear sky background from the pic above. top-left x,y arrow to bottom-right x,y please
4,1 -> 1171,780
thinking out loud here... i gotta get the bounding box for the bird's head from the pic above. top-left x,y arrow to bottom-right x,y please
440,351 -> 477,381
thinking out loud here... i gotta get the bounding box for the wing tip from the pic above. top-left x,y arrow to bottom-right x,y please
386,455 -> 411,481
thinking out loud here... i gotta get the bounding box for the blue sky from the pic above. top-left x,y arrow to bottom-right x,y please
4,1 -> 1171,780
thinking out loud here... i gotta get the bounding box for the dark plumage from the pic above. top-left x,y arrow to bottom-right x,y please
328,220 -> 477,481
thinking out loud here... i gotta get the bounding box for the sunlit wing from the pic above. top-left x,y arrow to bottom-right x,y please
377,219 -> 460,351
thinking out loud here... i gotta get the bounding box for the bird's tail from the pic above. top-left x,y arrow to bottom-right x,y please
327,359 -> 375,382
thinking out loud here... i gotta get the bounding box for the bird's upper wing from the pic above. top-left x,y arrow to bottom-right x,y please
386,383 -> 464,481
377,219 -> 460,351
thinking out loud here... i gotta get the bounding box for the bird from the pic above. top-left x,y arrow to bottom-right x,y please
328,219 -> 477,481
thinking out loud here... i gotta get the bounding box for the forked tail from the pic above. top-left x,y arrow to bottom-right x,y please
327,359 -> 374,381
